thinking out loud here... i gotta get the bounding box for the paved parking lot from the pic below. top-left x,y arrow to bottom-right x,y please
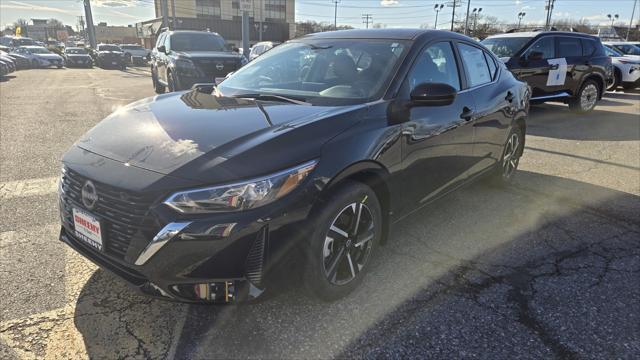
1,68 -> 638,359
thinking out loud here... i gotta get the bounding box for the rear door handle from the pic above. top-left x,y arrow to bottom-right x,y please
460,106 -> 474,121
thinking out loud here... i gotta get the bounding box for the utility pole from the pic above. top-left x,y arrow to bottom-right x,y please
161,0 -> 169,28
434,4 -> 444,29
627,0 -> 638,40
545,0 -> 555,30
83,0 -> 96,48
333,0 -> 340,30
464,0 -> 472,35
240,0 -> 250,60
171,0 -> 176,29
362,14 -> 373,29
450,0 -> 457,31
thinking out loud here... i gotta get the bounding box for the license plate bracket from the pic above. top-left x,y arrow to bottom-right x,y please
73,207 -> 103,251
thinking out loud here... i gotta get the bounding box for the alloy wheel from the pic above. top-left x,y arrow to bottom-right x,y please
580,83 -> 598,111
323,202 -> 375,285
502,132 -> 520,178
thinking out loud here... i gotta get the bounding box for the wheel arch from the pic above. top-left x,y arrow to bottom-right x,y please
581,72 -> 606,99
319,160 -> 392,245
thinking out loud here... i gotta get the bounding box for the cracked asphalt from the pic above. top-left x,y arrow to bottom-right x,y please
1,68 -> 639,359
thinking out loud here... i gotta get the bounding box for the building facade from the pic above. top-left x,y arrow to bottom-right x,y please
138,0 -> 294,48
94,22 -> 138,44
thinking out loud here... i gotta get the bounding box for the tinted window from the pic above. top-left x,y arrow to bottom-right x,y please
170,33 -> 225,52
581,39 -> 597,56
408,42 -> 460,91
558,37 -> 582,57
604,45 -> 623,57
614,44 -> 640,55
65,48 -> 87,54
155,33 -> 165,48
524,36 -> 555,60
98,45 -> 122,52
481,37 -> 532,58
484,52 -> 498,80
458,43 -> 492,87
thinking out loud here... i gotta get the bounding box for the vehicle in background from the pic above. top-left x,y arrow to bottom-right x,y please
249,41 -> 280,61
0,50 -> 20,70
0,36 -> 37,48
12,46 -> 64,68
64,47 -> 94,68
482,31 -> 610,113
150,30 -> 246,93
120,44 -> 150,65
604,42 -> 640,56
1,50 -> 29,69
602,45 -> 640,90
0,60 -> 9,77
0,57 -> 16,74
95,44 -> 126,70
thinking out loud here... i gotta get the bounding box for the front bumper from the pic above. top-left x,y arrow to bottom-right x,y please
621,65 -> 640,83
58,169 -> 316,303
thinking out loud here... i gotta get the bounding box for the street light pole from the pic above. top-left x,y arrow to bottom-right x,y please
333,0 -> 340,30
627,0 -> 638,40
434,4 -> 444,29
472,8 -> 482,37
517,12 -> 526,30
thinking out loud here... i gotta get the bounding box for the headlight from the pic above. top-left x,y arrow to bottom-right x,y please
164,160 -> 317,214
175,59 -> 202,77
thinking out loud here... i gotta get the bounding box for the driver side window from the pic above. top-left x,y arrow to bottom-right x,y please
523,36 -> 555,60
407,42 -> 460,91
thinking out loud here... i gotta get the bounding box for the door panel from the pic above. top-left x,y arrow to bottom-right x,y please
399,41 -> 476,210
508,36 -> 557,97
557,36 -> 586,94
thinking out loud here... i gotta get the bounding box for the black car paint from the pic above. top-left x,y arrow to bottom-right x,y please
60,29 -> 529,303
497,32 -> 609,101
150,31 -> 244,92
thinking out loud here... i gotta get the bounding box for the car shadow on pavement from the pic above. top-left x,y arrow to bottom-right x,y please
528,102 -> 640,141
72,170 -> 640,359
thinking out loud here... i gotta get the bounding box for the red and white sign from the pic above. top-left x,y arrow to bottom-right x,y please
73,208 -> 103,250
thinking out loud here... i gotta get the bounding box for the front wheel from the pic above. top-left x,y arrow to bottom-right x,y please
489,125 -> 524,185
167,71 -> 177,92
303,181 -> 382,301
607,70 -> 621,91
569,79 -> 599,113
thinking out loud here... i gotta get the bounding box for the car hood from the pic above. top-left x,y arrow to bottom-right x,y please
174,51 -> 241,60
34,53 -> 62,60
621,54 -> 640,62
73,90 -> 364,183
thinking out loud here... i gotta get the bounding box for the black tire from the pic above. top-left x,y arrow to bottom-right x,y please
152,67 -> 165,94
568,79 -> 600,113
489,125 -> 524,185
607,69 -> 621,91
303,180 -> 382,301
167,71 -> 177,92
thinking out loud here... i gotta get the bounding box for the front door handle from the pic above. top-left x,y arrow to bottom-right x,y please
460,106 -> 474,121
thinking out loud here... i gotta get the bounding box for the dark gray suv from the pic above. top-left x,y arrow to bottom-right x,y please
150,30 -> 246,93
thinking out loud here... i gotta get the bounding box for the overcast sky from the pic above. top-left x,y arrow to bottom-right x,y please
1,0 -> 637,30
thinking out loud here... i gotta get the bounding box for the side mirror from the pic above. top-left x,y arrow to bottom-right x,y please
527,50 -> 544,61
157,45 -> 167,54
410,83 -> 457,106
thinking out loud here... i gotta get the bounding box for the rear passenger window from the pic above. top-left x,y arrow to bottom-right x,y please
558,37 -> 582,57
458,43 -> 492,87
484,52 -> 498,80
581,39 -> 596,56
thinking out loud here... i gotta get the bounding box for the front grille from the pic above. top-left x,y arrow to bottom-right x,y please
60,168 -> 159,260
193,59 -> 239,77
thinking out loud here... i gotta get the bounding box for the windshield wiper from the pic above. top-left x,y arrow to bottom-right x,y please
234,93 -> 312,106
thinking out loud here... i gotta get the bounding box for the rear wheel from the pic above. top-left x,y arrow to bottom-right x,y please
303,181 -> 382,301
152,67 -> 165,94
489,125 -> 524,185
569,79 -> 599,113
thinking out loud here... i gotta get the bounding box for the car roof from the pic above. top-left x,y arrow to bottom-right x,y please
300,28 -> 473,41
487,31 -> 599,40
604,41 -> 638,45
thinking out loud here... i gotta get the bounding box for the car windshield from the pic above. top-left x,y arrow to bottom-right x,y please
122,45 -> 143,50
66,48 -> 87,54
98,45 -> 122,52
171,33 -> 225,52
482,37 -> 532,58
26,47 -> 51,54
604,45 -> 624,57
218,39 -> 408,105
614,44 -> 640,55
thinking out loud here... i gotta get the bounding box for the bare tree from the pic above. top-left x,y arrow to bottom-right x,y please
47,18 -> 65,30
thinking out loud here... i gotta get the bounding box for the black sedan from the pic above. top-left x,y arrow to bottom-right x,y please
64,47 -> 93,68
59,29 -> 530,303
95,44 -> 126,70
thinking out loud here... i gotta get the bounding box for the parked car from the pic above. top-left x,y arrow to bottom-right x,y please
482,31 -> 610,113
0,35 -> 37,48
64,47 -> 93,68
1,49 -> 30,69
95,44 -> 126,69
0,57 -> 16,76
0,51 -> 18,72
0,60 -> 9,77
604,42 -> 640,56
120,44 -> 150,65
59,29 -> 529,303
150,30 -> 246,93
12,46 -> 64,68
249,41 -> 280,61
602,45 -> 640,90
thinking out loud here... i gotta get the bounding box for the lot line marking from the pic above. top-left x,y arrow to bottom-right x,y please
0,176 -> 58,200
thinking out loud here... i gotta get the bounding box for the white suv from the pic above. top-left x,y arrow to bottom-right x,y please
603,45 -> 640,90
